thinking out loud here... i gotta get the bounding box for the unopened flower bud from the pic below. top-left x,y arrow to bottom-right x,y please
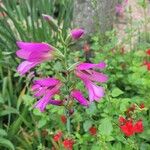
42,14 -> 58,31
70,28 -> 85,40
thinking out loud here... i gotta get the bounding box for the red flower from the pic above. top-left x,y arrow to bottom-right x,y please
146,63 -> 150,71
61,115 -> 67,124
119,116 -> 126,124
89,126 -> 97,136
146,49 -> 150,55
140,103 -> 145,109
63,139 -> 74,150
143,61 -> 150,71
120,120 -> 135,137
53,131 -> 63,142
134,120 -> 144,133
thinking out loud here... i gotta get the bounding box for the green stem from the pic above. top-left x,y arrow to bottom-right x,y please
67,114 -> 71,134
63,43 -> 72,135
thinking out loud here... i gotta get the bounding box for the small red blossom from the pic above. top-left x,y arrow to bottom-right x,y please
134,120 -> 144,133
146,49 -> 150,55
140,103 -> 145,109
120,120 -> 135,137
119,116 -> 126,124
53,131 -> 63,142
63,139 -> 74,150
143,61 -> 150,71
61,115 -> 67,124
146,63 -> 150,71
89,126 -> 97,136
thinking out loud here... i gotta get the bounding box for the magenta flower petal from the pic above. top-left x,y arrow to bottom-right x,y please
28,50 -> 53,62
34,95 -> 50,112
16,42 -> 54,60
34,88 -> 46,97
31,84 -> 41,91
84,80 -> 104,102
16,42 -> 53,51
71,90 -> 89,107
34,78 -> 60,87
76,70 -> 108,83
76,62 -> 106,70
70,28 -> 85,40
17,61 -> 39,75
16,42 -> 55,75
16,49 -> 33,59
88,70 -> 108,83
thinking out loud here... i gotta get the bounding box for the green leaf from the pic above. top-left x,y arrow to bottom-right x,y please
38,118 -> 47,128
111,88 -> 124,97
86,103 -> 97,115
0,128 -> 7,137
99,118 -> 113,136
83,120 -> 92,132
0,137 -> 15,150
0,107 -> 19,117
22,94 -> 34,107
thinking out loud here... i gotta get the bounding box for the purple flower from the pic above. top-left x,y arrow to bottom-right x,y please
31,77 -> 63,112
74,62 -> 108,103
83,80 -> 104,102
70,28 -> 85,40
71,90 -> 89,107
16,42 -> 55,75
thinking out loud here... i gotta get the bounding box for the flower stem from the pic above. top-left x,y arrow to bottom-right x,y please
67,114 -> 71,134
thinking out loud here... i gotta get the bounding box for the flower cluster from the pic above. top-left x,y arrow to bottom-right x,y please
53,131 -> 74,150
16,14 -> 107,112
71,62 -> 108,107
119,103 -> 145,137
119,117 -> 143,137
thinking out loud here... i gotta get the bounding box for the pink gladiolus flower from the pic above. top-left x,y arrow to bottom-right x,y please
71,90 -> 89,107
74,62 -> 108,102
31,77 -> 63,112
16,42 -> 55,75
70,28 -> 85,40
83,80 -> 104,102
